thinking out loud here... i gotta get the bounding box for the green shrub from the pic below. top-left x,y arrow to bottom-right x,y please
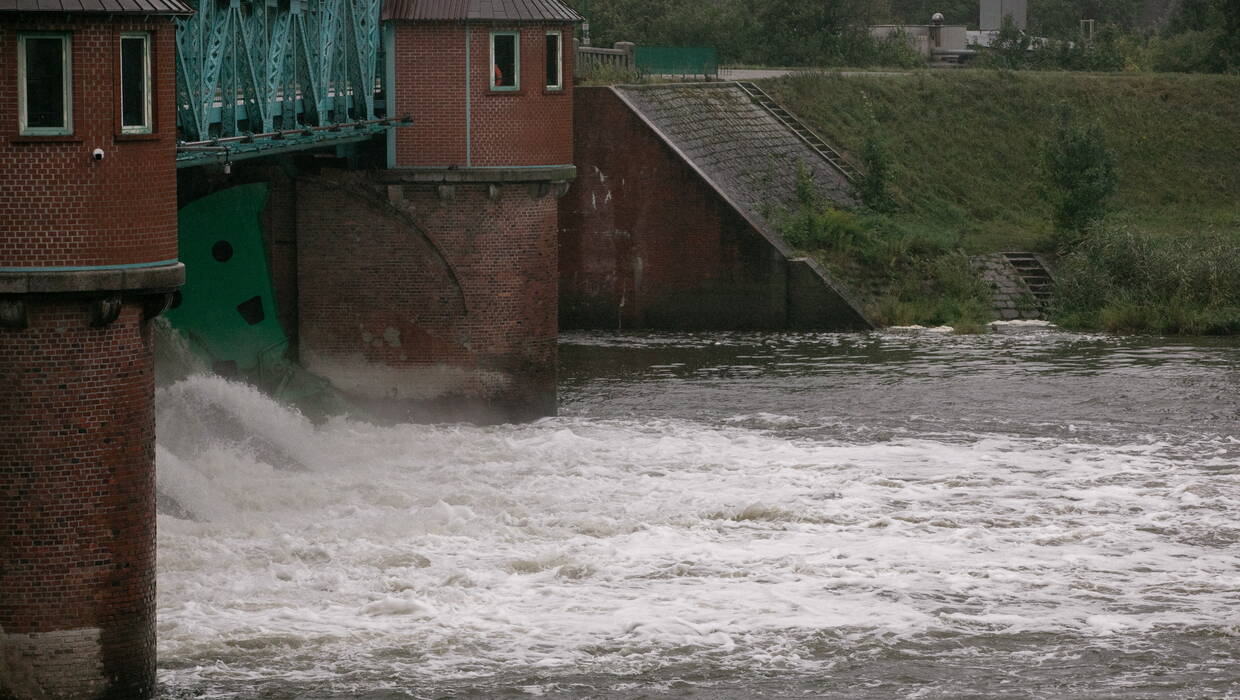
574,62 -> 645,86
1052,225 -> 1240,334
771,166 -> 990,330
857,134 -> 895,212
1150,29 -> 1223,73
1040,106 -> 1117,249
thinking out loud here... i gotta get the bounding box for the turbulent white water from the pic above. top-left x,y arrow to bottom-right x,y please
155,332 -> 1240,699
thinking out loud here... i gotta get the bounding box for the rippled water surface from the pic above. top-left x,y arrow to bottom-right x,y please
156,329 -> 1240,698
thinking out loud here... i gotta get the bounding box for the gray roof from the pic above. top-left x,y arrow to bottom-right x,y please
0,0 -> 192,13
614,83 -> 856,229
382,0 -> 582,22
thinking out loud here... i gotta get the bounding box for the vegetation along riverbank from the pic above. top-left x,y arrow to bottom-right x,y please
761,70 -> 1240,333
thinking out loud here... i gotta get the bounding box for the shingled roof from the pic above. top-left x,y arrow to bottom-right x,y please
614,83 -> 856,230
0,0 -> 192,13
381,0 -> 582,22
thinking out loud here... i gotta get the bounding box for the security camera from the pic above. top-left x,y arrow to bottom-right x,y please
92,148 -> 104,161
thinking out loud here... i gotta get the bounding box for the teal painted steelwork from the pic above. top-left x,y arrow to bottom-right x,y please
175,122 -> 390,167
634,46 -> 719,78
167,183 -> 339,407
175,0 -> 383,141
0,259 -> 179,273
384,22 -> 396,168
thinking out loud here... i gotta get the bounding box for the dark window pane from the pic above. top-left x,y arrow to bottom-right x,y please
24,38 -> 65,129
121,37 -> 147,128
494,34 -> 516,87
545,34 -> 560,87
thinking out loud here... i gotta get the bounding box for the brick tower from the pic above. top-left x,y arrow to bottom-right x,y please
0,2 -> 188,697
295,0 -> 582,422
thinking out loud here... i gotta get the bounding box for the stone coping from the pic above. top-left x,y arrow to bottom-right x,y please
0,262 -> 185,295
375,165 -> 577,184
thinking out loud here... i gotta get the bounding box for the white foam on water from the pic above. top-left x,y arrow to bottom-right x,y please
155,374 -> 1240,694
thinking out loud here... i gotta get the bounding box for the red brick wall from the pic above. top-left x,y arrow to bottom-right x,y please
0,16 -> 179,268
0,301 -> 156,697
297,172 -> 557,421
393,21 -> 574,168
559,87 -> 787,329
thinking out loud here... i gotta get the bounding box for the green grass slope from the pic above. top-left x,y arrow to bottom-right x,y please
766,70 -> 1240,252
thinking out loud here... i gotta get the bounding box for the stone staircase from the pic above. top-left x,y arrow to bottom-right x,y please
1003,252 -> 1054,306
736,81 -> 860,183
971,252 -> 1056,320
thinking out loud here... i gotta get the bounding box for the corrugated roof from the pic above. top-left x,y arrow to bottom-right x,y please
382,0 -> 582,22
0,0 -> 192,13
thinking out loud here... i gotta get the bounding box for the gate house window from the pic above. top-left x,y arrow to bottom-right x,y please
18,33 -> 73,135
491,31 -> 519,90
545,31 -> 562,90
120,33 -> 152,133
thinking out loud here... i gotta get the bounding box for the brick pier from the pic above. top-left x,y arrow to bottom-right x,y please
0,4 -> 187,697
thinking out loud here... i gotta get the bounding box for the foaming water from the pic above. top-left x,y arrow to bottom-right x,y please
156,331 -> 1240,698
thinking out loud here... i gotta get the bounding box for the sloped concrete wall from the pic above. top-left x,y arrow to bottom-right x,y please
559,85 -> 869,331
560,87 -> 790,330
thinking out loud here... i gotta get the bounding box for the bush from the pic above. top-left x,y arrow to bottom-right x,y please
1040,106 -> 1117,249
771,166 -> 990,330
574,61 -> 644,86
1052,226 -> 1240,334
857,134 -> 895,212
1150,29 -> 1224,73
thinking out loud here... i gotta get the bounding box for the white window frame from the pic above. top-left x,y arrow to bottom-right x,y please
490,31 -> 520,92
545,30 -> 563,91
119,32 -> 153,134
17,33 -> 73,136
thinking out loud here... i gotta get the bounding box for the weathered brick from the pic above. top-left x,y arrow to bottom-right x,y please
392,22 -> 575,168
0,13 -> 177,699
0,18 -> 179,268
296,173 -> 558,422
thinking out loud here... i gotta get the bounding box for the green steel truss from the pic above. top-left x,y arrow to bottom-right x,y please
175,0 -> 383,142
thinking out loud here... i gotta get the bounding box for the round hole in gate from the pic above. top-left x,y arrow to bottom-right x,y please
212,240 -> 234,263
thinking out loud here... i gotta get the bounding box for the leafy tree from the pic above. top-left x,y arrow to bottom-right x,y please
858,135 -> 895,212
884,0 -> 977,26
1030,0 -> 1140,39
1040,106 -> 1117,249
987,15 -> 1032,69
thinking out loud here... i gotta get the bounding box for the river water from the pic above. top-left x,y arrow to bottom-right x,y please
155,327 -> 1240,699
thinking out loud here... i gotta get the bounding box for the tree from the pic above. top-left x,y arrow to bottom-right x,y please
858,135 -> 894,212
1041,106 -> 1118,250
989,14 -> 1032,69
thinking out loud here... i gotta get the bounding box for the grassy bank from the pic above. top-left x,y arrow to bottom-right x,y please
1053,226 -> 1240,335
759,70 -> 1240,331
766,70 -> 1240,252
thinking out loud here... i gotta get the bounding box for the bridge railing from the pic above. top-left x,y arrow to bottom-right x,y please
574,40 -> 635,78
175,0 -> 383,142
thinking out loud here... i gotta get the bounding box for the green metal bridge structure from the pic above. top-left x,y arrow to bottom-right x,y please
173,0 -> 404,169
170,0 -> 406,405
